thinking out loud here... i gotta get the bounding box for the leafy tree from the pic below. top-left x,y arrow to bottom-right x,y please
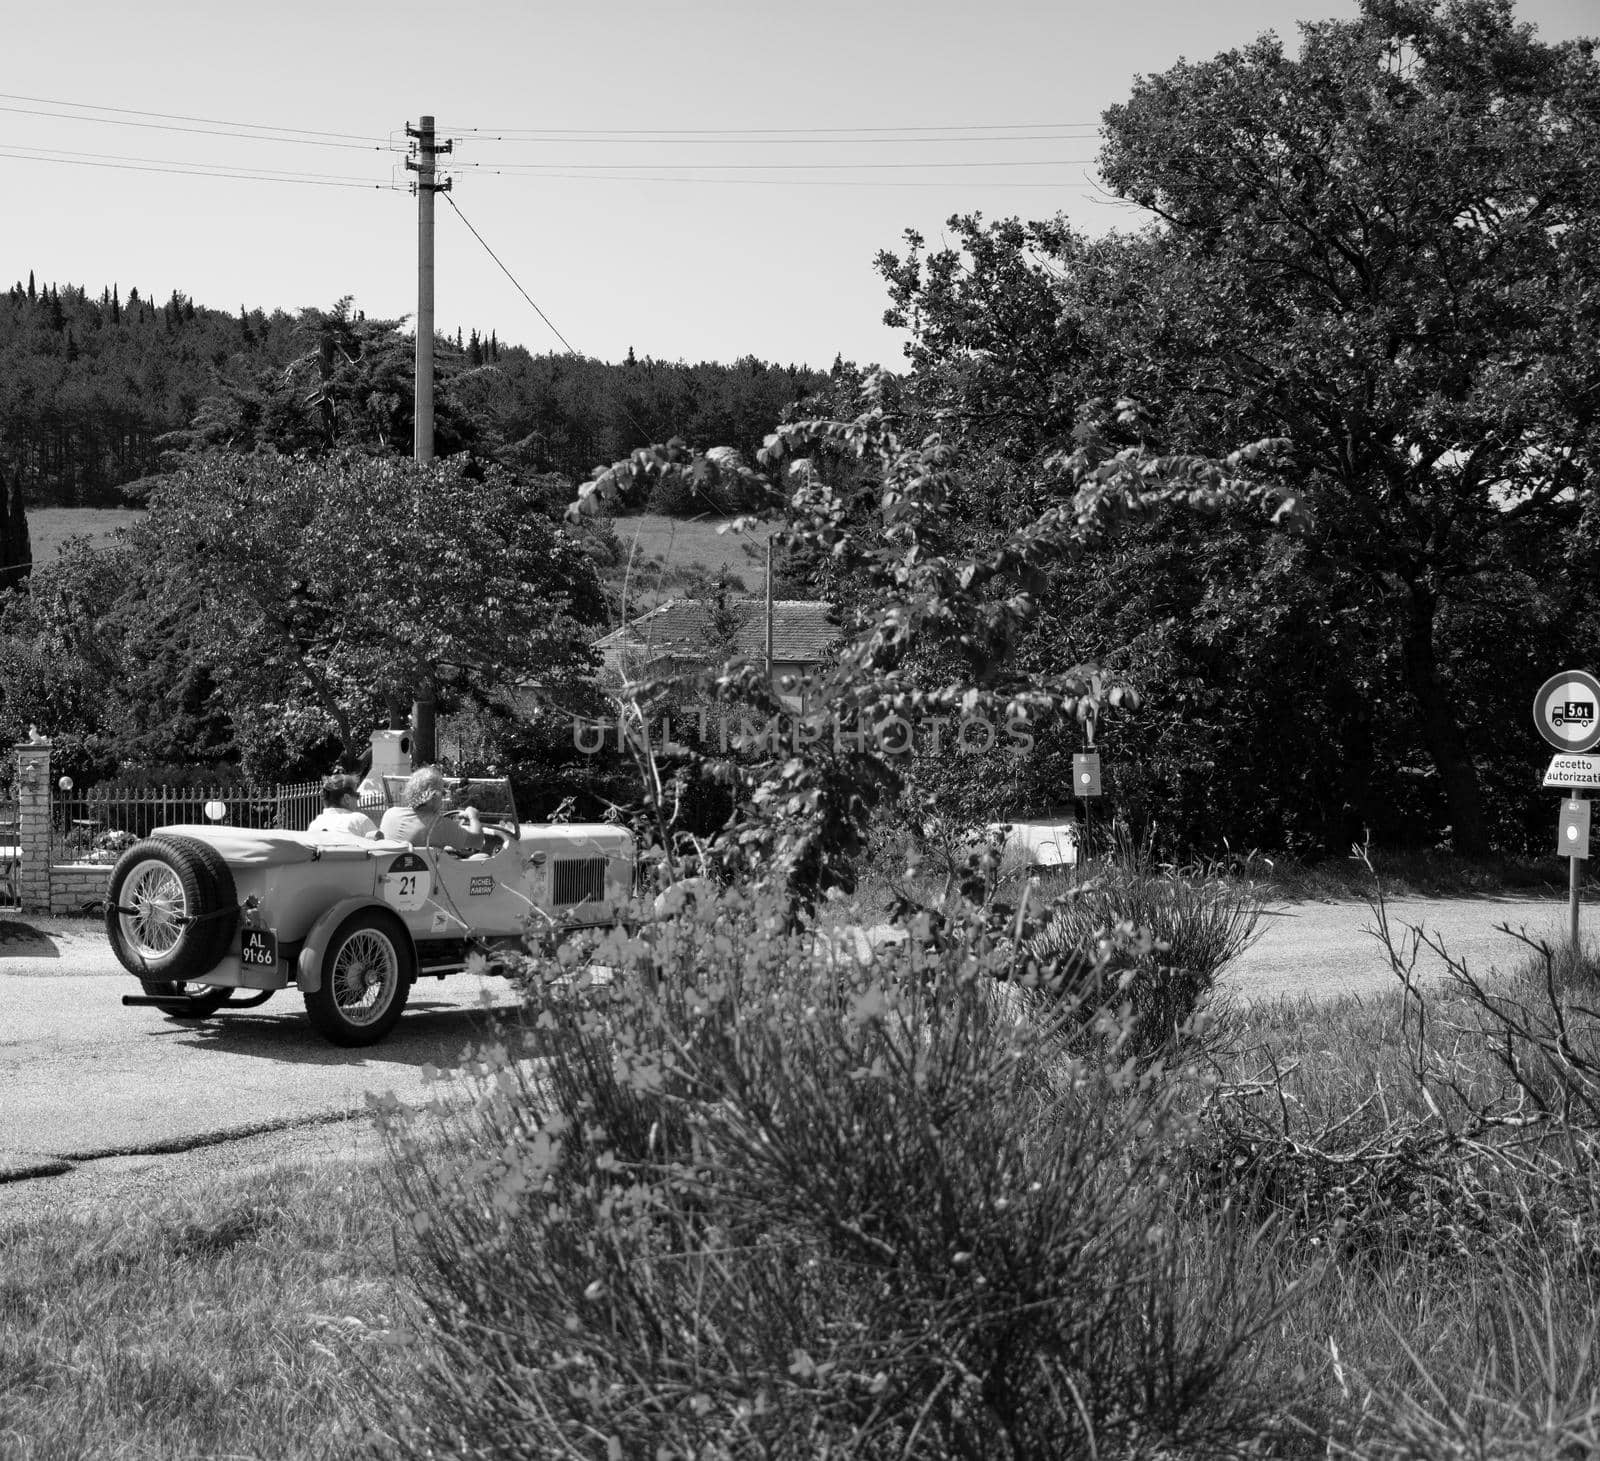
1092,0 -> 1600,852
573,382 -> 1302,903
0,536 -> 233,779
176,297 -> 487,460
131,451 -> 606,776
877,0 -> 1600,855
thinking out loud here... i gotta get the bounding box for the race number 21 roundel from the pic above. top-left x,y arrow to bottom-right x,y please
1533,670 -> 1600,753
382,851 -> 433,912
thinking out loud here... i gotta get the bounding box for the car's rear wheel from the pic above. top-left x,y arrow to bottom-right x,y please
303,911 -> 413,1047
106,839 -> 233,984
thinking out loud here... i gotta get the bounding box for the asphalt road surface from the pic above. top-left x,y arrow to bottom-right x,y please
1,896 -> 1591,1202
0,916 -> 525,1189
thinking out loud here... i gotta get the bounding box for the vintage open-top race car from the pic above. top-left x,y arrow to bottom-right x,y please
103,777 -> 635,1046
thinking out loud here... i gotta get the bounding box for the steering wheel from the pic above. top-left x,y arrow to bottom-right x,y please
478,822 -> 515,852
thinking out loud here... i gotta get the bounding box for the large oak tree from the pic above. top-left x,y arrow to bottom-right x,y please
881,0 -> 1600,853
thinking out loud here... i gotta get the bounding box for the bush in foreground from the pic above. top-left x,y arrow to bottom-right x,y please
372,887 -> 1290,1460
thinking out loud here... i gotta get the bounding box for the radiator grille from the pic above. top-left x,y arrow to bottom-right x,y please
552,856 -> 607,907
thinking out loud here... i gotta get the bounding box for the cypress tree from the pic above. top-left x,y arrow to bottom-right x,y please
111,283 -> 120,324
26,270 -> 35,302
0,467 -> 31,594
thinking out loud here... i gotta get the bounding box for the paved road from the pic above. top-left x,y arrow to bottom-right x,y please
1220,893 -> 1584,1006
0,916 -> 524,1184
1,897 -> 1591,1198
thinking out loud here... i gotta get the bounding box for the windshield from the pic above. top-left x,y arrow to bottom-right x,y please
381,775 -> 520,834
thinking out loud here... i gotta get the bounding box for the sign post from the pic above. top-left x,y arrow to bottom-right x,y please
1073,751 -> 1102,861
1534,670 -> 1600,950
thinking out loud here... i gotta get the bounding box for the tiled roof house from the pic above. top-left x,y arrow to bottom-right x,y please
595,599 -> 837,690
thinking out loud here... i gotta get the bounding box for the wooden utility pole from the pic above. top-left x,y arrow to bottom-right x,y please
765,536 -> 774,683
405,114 -> 451,762
405,114 -> 450,462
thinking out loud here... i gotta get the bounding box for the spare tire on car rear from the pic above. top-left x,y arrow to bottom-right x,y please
106,837 -> 239,983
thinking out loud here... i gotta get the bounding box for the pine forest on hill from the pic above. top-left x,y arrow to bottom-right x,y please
0,273 -> 838,508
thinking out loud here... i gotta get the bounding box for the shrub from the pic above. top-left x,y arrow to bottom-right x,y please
1024,827 -> 1264,1062
372,888 -> 1290,1460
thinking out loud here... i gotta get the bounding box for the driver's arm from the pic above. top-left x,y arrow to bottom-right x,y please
451,805 -> 489,855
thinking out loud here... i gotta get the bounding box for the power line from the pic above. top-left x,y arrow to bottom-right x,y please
0,146 -> 402,189
0,91 -> 388,144
0,102 -> 396,151
452,157 -> 1096,172
452,131 -> 1098,148
443,120 -> 1100,136
441,191 -> 581,356
440,191 -> 729,515
444,168 -> 1108,190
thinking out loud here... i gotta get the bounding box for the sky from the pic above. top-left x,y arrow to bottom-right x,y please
7,0 -> 1595,372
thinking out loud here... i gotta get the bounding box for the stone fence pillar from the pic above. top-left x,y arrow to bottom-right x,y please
14,739 -> 52,913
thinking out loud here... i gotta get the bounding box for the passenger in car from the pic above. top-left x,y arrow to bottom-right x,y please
306,775 -> 381,840
379,766 -> 488,855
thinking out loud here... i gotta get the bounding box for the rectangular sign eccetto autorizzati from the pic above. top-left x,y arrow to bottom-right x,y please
1543,754 -> 1600,789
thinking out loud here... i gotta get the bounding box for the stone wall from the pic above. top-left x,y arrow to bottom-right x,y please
11,739 -> 113,916
14,740 -> 53,913
50,862 -> 112,916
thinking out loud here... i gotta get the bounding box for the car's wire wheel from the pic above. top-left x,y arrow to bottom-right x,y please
105,838 -> 233,984
303,910 -> 413,1047
119,859 -> 185,959
329,929 -> 401,1026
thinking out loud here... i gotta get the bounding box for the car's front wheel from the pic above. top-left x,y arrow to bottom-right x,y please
303,911 -> 413,1047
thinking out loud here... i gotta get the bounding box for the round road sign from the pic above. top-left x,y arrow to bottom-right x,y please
1533,670 -> 1600,753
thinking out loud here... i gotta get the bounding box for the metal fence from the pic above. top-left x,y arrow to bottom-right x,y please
0,798 -> 17,909
48,779 -> 391,863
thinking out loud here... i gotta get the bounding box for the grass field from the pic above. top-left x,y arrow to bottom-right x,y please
23,507 -> 146,565
605,512 -> 783,617
20,508 -> 767,586
0,1149 -> 407,1460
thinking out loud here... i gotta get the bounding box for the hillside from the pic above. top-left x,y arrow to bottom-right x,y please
0,277 -> 840,509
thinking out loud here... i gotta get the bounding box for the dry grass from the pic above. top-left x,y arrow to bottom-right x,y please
606,512 -> 781,616
1198,926 -> 1600,1456
21,507 -> 147,566
1235,846 -> 1571,903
